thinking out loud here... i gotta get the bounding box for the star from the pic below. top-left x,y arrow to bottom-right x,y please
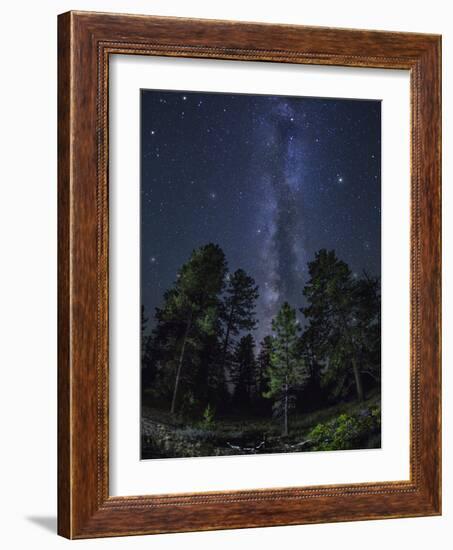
140,89 -> 381,352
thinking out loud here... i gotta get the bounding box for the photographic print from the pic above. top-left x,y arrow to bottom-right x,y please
140,89 -> 381,460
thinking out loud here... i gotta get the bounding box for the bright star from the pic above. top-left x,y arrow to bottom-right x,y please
210,192 -> 216,200
150,130 -> 156,135
182,95 -> 187,101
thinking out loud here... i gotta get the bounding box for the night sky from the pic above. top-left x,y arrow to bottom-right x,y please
141,90 -> 381,343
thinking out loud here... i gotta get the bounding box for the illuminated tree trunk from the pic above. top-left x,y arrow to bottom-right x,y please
352,356 -> 364,402
170,312 -> 192,414
220,302 -> 235,372
283,378 -> 289,437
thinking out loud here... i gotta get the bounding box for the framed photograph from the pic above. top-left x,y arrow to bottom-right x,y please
58,11 -> 441,538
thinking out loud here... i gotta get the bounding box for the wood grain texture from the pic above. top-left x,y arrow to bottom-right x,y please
57,10 -> 441,539
57,11 -> 72,538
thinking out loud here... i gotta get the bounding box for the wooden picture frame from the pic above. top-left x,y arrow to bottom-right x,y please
58,10 -> 441,539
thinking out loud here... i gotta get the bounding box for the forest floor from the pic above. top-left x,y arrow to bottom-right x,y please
141,391 -> 381,459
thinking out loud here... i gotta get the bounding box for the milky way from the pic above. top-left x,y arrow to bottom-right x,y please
141,90 -> 381,344
251,99 -> 310,339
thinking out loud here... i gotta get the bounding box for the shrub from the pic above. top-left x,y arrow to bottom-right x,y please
308,406 -> 381,451
201,404 -> 215,429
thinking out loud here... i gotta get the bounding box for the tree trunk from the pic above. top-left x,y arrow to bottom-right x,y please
170,313 -> 192,414
283,380 -> 289,437
339,312 -> 364,403
220,304 -> 235,372
352,356 -> 364,401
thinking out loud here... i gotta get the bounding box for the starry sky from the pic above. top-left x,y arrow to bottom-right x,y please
141,89 -> 381,343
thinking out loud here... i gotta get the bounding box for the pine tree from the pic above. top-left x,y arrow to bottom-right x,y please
148,244 -> 227,414
351,272 -> 381,387
256,336 -> 272,398
303,250 -> 360,399
231,334 -> 257,408
220,269 -> 259,372
297,324 -> 325,411
302,249 -> 380,402
266,302 -> 307,436
195,330 -> 230,415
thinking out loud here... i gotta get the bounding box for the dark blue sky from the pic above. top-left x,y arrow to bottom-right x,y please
141,90 -> 381,343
